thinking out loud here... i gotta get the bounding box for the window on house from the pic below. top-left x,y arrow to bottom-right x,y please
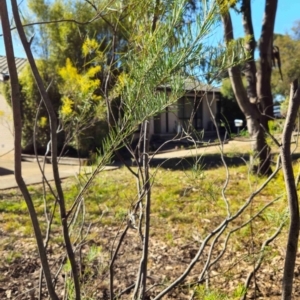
178,96 -> 202,130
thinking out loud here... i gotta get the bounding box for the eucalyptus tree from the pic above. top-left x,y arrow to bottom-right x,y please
219,0 -> 278,175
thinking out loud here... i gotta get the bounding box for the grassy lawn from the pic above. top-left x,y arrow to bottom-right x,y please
1,141 -> 300,299
0,147 -> 298,299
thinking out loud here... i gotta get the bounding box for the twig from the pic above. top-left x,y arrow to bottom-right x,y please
260,123 -> 281,148
205,91 -> 231,217
200,194 -> 283,281
281,79 -> 300,300
110,225 -> 130,300
114,283 -> 135,299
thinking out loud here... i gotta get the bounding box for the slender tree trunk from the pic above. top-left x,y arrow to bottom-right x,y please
281,80 -> 300,300
11,1 -> 81,298
0,1 -> 59,299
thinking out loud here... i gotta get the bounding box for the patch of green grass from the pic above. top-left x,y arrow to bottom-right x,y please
5,250 -> 22,264
0,160 -> 290,238
170,213 -> 194,224
0,151 -> 296,297
269,119 -> 284,135
193,283 -> 246,300
0,200 -> 27,213
194,285 -> 228,300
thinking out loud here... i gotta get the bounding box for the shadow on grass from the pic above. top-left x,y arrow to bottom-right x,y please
291,152 -> 300,161
0,167 -> 14,176
150,153 -> 250,170
149,150 -> 300,171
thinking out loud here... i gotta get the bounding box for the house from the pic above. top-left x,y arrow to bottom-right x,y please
148,78 -> 221,141
0,55 -> 27,156
0,55 -> 27,81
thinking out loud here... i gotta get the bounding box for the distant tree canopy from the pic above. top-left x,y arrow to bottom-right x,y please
219,19 -> 300,124
271,31 -> 300,98
2,60 -> 62,152
12,0 -> 132,154
267,21 -> 300,116
25,0 -> 128,68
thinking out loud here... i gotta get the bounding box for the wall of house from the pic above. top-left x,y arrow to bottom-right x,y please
166,104 -> 178,134
160,110 -> 167,133
0,93 -> 14,157
149,92 -> 219,137
202,93 -> 217,131
150,104 -> 178,136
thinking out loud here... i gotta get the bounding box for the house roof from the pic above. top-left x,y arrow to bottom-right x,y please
0,55 -> 27,81
182,78 -> 220,93
159,77 -> 220,93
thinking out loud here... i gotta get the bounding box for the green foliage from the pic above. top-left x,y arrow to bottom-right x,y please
22,0 -> 127,155
272,32 -> 300,97
232,284 -> 247,298
1,84 -> 15,127
1,81 -> 11,106
5,251 -> 22,264
268,119 -> 284,134
220,77 -> 236,100
57,39 -> 107,155
236,128 -> 249,138
0,200 -> 27,213
280,96 -> 289,117
2,60 -> 62,152
20,61 -> 59,151
26,0 -> 128,67
86,245 -> 103,262
194,285 -> 229,299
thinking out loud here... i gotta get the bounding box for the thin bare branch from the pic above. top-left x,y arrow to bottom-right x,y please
11,0 -> 81,297
281,79 -> 300,300
1,1 -> 59,299
109,225 -> 130,300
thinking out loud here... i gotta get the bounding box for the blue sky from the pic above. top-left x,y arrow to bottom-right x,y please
1,0 -> 300,58
232,0 -> 300,39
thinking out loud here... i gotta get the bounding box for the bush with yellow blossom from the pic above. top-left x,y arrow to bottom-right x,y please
58,38 -> 106,155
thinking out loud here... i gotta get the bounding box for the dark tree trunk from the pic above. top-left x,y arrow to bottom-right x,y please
221,0 -> 278,175
257,0 -> 278,126
0,1 -> 59,299
11,0 -> 81,298
281,80 -> 300,300
241,0 -> 257,104
222,6 -> 271,175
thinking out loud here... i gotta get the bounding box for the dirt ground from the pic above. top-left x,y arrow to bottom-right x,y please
2,219 -> 300,300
